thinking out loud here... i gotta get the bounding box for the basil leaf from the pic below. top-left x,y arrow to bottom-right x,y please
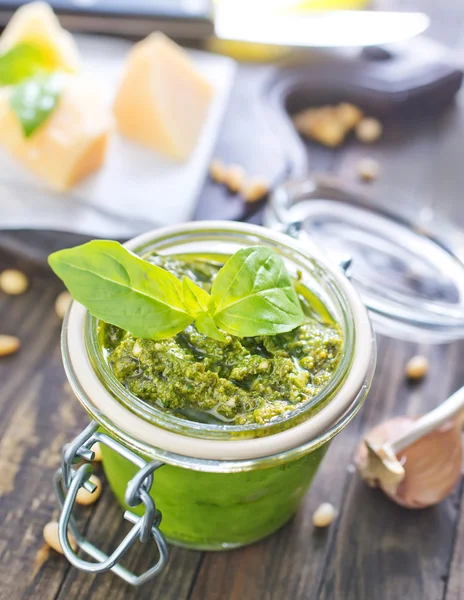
0,43 -> 50,86
182,277 -> 226,340
195,312 -> 227,342
211,246 -> 305,337
10,71 -> 64,137
182,276 -> 211,316
48,240 -> 194,340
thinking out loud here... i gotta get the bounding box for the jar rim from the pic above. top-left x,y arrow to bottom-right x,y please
62,221 -> 375,469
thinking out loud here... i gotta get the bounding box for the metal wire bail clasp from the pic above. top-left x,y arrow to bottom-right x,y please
54,421 -> 169,586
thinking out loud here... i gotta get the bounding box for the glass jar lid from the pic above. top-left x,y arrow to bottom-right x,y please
265,176 -> 464,343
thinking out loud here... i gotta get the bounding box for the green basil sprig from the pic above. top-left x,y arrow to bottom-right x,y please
0,43 -> 51,86
0,42 -> 64,137
10,71 -> 64,137
48,240 -> 305,341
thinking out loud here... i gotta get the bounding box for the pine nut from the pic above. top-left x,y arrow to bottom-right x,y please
55,291 -> 72,319
293,107 -> 322,136
0,269 -> 28,295
310,117 -> 347,147
337,103 -> 364,128
312,502 -> 337,528
357,157 -> 380,182
91,442 -> 102,462
0,335 -> 20,357
242,177 -> 270,203
33,544 -> 51,577
43,521 -> 77,554
405,355 -> 429,380
76,474 -> 102,506
209,159 -> 227,184
356,118 -> 383,143
224,164 -> 247,193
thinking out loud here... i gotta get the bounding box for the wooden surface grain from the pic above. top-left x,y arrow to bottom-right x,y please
1,2 -> 464,599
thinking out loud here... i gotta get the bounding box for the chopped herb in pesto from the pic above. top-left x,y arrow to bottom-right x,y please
101,255 -> 343,426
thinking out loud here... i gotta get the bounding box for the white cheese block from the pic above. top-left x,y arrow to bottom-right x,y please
0,2 -> 80,72
0,76 -> 113,191
114,32 -> 214,161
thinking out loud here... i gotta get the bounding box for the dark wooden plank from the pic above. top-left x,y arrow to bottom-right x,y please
446,484 -> 464,600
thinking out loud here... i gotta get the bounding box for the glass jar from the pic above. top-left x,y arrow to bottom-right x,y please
56,221 -> 375,585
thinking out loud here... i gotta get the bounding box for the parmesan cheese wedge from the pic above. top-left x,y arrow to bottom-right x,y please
114,32 -> 213,161
0,76 -> 112,191
0,2 -> 80,72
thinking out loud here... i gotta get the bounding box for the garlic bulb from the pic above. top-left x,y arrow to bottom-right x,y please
355,416 -> 463,508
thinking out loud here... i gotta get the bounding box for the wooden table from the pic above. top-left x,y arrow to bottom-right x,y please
1,2 -> 464,598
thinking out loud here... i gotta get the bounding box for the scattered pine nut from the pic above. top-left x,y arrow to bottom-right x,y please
312,502 -> 337,528
55,291 -> 72,320
293,107 -> 324,137
91,442 -> 102,462
242,177 -> 270,203
337,103 -> 364,128
43,521 -> 77,554
309,115 -> 347,148
293,103 -> 364,147
209,160 -> 271,202
294,103 -> 382,147
356,117 -> 383,143
405,355 -> 429,381
33,544 -> 51,577
224,164 -> 247,194
0,269 -> 28,295
209,158 -> 227,184
357,157 -> 380,182
76,474 -> 102,506
0,334 -> 20,357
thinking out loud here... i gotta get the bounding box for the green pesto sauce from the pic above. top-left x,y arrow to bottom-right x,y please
100,255 -> 343,426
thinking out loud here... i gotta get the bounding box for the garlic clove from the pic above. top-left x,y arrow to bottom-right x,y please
355,417 -> 412,492
361,440 -> 405,495
389,420 -> 462,508
355,416 -> 463,509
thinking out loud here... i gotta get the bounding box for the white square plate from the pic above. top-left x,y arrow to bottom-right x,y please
0,34 -> 236,238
